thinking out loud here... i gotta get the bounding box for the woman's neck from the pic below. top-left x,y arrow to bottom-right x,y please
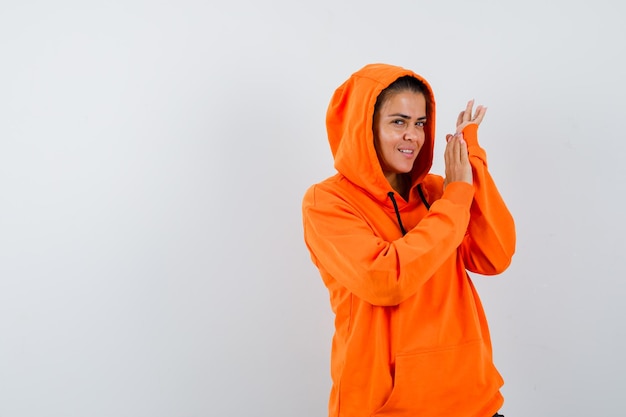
388,173 -> 410,200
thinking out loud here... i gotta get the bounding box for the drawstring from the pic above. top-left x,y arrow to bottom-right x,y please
387,191 -> 407,236
387,184 -> 430,237
417,184 -> 430,210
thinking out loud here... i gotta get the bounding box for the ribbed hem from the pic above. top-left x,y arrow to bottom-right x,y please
461,123 -> 487,165
461,123 -> 479,147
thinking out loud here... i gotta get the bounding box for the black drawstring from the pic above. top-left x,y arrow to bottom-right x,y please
388,184 -> 430,236
417,184 -> 430,210
387,191 -> 407,236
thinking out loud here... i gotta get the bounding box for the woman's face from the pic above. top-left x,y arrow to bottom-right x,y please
373,91 -> 427,184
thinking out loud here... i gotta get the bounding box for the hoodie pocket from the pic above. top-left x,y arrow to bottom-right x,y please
372,339 -> 502,416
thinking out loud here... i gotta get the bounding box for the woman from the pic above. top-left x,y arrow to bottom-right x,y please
302,63 -> 515,417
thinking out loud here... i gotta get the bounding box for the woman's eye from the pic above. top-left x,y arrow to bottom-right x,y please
416,121 -> 426,127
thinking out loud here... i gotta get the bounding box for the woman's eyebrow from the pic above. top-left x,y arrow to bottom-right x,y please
387,113 -> 427,121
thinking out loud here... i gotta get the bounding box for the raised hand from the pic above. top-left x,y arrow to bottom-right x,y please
444,132 -> 472,188
455,99 -> 487,134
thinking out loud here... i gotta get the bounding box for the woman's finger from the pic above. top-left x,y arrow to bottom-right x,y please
463,100 -> 474,123
458,134 -> 468,161
472,105 -> 487,124
456,111 -> 465,127
444,134 -> 457,167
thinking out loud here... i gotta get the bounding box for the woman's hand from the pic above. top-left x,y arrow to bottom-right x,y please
443,99 -> 487,189
444,133 -> 473,188
455,99 -> 487,134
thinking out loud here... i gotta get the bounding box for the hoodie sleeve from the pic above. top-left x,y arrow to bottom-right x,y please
459,124 -> 516,275
302,181 -> 474,306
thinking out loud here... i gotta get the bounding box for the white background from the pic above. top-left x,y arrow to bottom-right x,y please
1,1 -> 625,416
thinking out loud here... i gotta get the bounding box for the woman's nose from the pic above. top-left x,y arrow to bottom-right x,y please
404,127 -> 419,141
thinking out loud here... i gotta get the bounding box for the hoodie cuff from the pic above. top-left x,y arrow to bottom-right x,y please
461,123 -> 479,147
462,123 -> 487,163
443,181 -> 474,206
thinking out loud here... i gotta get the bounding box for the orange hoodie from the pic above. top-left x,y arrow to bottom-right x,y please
302,64 -> 516,417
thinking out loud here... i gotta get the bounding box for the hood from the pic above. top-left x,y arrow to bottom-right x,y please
326,63 -> 436,202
